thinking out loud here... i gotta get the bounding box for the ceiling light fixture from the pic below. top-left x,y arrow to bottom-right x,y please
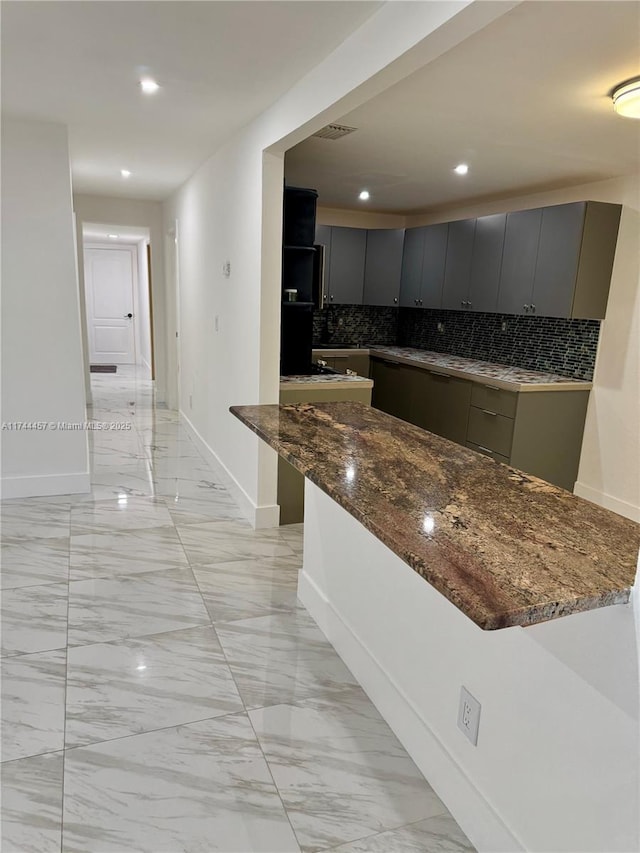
454,164 -> 469,175
140,77 -> 160,95
358,190 -> 370,201
120,169 -> 131,178
611,77 -> 640,119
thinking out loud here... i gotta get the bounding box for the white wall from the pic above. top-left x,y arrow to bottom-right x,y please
136,239 -> 152,371
301,482 -> 640,853
1,119 -> 89,497
164,0 -> 515,526
73,195 -> 167,401
406,175 -> 640,521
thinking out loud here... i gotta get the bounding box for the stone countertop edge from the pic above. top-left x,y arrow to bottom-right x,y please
280,374 -> 373,389
230,402 -> 638,632
314,346 -> 592,392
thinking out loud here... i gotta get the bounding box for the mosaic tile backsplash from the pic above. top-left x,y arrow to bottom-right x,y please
312,305 -> 600,381
397,308 -> 600,381
313,305 -> 398,348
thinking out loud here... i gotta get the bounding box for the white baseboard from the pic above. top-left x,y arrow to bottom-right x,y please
298,569 -> 523,853
574,482 -> 640,522
1,471 -> 91,500
179,410 -> 279,529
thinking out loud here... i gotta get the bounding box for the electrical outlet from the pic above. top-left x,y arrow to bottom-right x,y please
501,320 -> 508,331
437,322 -> 444,333
222,261 -> 231,278
457,686 -> 481,746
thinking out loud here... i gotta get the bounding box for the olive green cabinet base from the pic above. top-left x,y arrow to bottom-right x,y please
278,383 -> 372,524
370,357 -> 589,491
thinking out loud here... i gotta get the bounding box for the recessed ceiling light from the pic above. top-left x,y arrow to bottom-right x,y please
612,77 -> 640,118
108,234 -> 119,239
454,164 -> 469,175
358,190 -> 370,201
140,77 -> 160,95
120,169 -> 131,178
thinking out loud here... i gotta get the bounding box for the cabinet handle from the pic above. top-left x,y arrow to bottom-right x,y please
330,295 -> 334,301
485,385 -> 500,391
481,409 -> 498,417
429,370 -> 450,379
531,304 -> 536,313
393,297 -> 398,304
477,445 -> 494,455
523,304 -> 530,312
467,302 -> 472,309
460,300 -> 465,308
414,299 -> 419,306
419,299 -> 423,306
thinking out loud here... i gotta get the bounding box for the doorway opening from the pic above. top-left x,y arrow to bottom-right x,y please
81,223 -> 154,378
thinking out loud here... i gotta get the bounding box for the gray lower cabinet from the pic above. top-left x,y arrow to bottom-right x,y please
370,357 -> 590,490
363,229 -> 404,306
327,227 -> 366,305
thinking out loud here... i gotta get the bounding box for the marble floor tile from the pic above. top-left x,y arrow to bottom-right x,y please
249,688 -> 448,851
1,650 -> 66,762
1,582 -> 68,656
278,523 -> 305,555
65,625 -> 244,747
177,519 -> 295,565
86,466 -> 157,500
69,525 -> 188,581
62,715 -> 301,853
0,501 -> 70,541
1,751 -> 64,853
193,555 -> 301,623
215,610 -> 358,709
162,492 -> 243,525
1,537 -> 70,590
69,496 -> 173,535
327,814 -> 476,852
67,568 -> 210,646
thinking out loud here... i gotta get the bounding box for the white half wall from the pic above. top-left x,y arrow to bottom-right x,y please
73,195 -> 167,402
163,0 -> 515,526
406,174 -> 640,521
300,481 -> 640,853
1,118 -> 89,497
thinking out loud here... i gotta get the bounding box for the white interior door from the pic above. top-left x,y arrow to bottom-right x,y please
85,247 -> 136,364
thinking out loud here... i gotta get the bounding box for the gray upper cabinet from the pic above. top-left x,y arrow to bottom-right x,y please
442,219 -> 476,310
420,223 -> 448,308
469,213 -> 506,313
497,201 -> 621,319
327,227 -> 366,305
315,224 -> 332,306
399,227 -> 425,307
497,208 -> 543,315
532,201 -> 621,319
363,228 -> 405,306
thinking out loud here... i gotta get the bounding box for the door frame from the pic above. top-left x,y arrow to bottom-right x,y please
83,242 -> 139,365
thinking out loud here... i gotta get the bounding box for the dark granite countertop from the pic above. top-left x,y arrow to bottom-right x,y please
231,401 -> 639,630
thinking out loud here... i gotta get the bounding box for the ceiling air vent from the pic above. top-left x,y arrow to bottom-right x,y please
312,123 -> 357,141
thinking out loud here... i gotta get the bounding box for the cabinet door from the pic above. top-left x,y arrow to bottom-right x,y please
532,202 -> 585,317
421,223 -> 448,308
412,370 -> 472,444
327,227 -> 366,305
469,213 -> 506,313
497,208 -> 542,315
315,224 -> 332,307
370,359 -> 413,422
363,229 -> 405,306
399,227 -> 424,307
442,219 -> 476,310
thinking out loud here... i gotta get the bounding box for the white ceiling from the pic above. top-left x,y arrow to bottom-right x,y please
1,1 -> 380,201
285,1 -> 640,214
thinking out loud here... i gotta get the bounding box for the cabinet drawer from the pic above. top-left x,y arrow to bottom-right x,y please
466,441 -> 510,465
470,383 -> 518,418
467,406 -> 514,457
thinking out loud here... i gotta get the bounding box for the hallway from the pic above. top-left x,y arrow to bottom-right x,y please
1,367 -> 474,852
